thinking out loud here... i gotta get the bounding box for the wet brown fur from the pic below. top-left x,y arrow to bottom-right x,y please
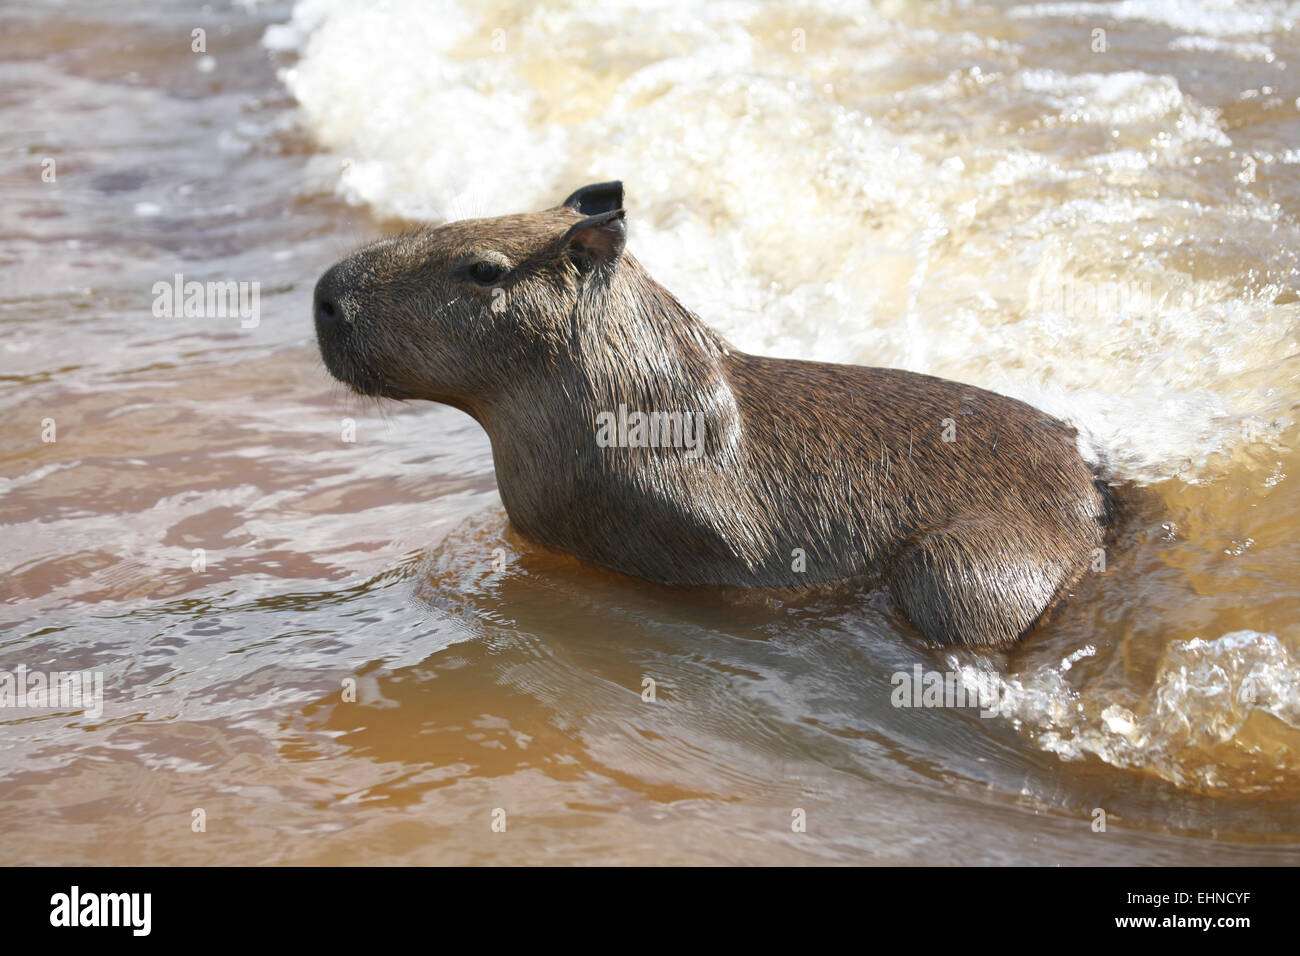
313,183 -> 1112,647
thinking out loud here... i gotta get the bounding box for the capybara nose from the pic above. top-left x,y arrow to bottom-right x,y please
313,265 -> 346,335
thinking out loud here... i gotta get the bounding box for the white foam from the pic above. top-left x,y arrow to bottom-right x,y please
958,630 -> 1300,791
1008,0 -> 1300,37
1167,34 -> 1279,62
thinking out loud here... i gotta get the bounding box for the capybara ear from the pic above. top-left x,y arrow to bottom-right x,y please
562,181 -> 624,216
561,209 -> 626,270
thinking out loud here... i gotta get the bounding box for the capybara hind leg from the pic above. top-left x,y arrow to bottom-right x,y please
885,523 -> 1071,647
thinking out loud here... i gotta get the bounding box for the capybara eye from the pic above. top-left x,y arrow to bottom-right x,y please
467,260 -> 506,285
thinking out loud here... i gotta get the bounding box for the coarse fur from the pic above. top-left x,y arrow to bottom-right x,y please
314,182 -> 1112,647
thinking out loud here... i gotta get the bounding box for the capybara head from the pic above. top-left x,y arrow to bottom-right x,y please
313,182 -> 629,408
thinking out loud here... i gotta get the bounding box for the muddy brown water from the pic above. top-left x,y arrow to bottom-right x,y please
1,0 -> 1298,864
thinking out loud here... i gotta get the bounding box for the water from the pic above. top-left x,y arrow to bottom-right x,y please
1,0 -> 1298,864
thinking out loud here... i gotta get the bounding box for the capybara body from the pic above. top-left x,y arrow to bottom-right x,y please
314,182 -> 1111,646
